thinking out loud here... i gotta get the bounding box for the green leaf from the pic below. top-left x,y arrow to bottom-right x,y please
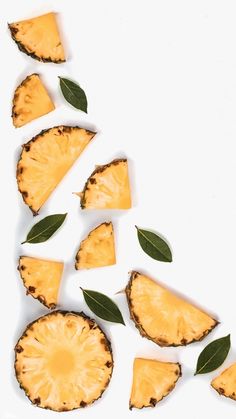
80,288 -> 125,325
21,214 -> 67,244
59,77 -> 88,112
135,226 -> 172,262
195,334 -> 231,375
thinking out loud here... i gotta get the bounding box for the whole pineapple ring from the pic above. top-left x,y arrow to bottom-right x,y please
15,311 -> 113,411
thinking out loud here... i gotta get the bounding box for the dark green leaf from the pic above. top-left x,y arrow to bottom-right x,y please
59,77 -> 88,112
80,288 -> 125,325
135,226 -> 172,262
195,334 -> 231,375
21,214 -> 67,244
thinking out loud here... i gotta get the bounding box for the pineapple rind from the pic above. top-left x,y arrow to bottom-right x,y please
211,363 -> 236,401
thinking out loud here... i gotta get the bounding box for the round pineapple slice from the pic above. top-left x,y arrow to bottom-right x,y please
211,363 -> 236,401
15,311 -> 113,411
79,158 -> 132,209
8,12 -> 65,63
130,358 -> 181,409
126,271 -> 218,346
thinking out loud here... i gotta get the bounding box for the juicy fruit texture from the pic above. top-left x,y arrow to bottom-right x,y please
211,363 -> 236,400
9,13 -> 65,63
12,74 -> 55,128
18,256 -> 64,309
79,159 -> 132,209
130,358 -> 181,409
15,311 -> 113,411
75,222 -> 116,270
126,271 -> 217,346
17,126 -> 96,214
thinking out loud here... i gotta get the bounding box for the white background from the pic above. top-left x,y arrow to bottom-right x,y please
1,1 -> 236,418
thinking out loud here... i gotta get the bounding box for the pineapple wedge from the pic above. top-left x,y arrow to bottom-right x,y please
79,159 -> 132,209
126,271 -> 218,346
211,363 -> 236,400
15,311 -> 113,411
12,74 -> 55,128
18,256 -> 64,309
9,12 -> 65,63
17,126 -> 96,215
130,358 -> 181,409
75,222 -> 116,270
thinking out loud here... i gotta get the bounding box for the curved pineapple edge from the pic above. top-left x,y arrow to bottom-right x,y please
14,310 -> 114,412
12,73 -> 40,124
125,270 -> 219,347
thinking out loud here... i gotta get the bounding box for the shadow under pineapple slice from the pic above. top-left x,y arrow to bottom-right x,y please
18,256 -> 64,309
126,271 -> 218,347
12,74 -> 55,128
15,311 -> 113,412
8,12 -> 65,63
17,126 -> 96,215
211,363 -> 236,401
77,158 -> 132,209
75,222 -> 116,270
130,358 -> 181,409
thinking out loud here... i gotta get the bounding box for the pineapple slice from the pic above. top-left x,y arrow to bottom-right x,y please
9,12 -> 65,63
75,222 -> 116,270
12,74 -> 55,128
18,256 -> 64,309
211,363 -> 236,400
17,126 -> 96,215
130,358 -> 181,409
79,158 -> 132,209
15,311 -> 113,411
126,271 -> 218,346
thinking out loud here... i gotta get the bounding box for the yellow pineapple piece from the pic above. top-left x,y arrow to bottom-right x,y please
18,256 -> 64,309
9,12 -> 65,63
78,158 -> 132,209
130,358 -> 181,409
126,271 -> 218,346
15,311 -> 113,411
17,126 -> 96,215
75,222 -> 116,270
12,74 -> 55,128
211,363 -> 236,400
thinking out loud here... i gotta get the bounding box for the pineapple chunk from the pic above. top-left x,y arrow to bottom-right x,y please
211,363 -> 236,400
18,256 -> 64,309
9,12 -> 65,63
130,358 -> 181,409
75,222 -> 116,270
126,271 -> 217,346
12,74 -> 55,128
79,159 -> 132,209
15,311 -> 113,411
17,126 -> 96,215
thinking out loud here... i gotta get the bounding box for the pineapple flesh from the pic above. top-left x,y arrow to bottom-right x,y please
75,222 -> 116,270
126,271 -> 217,346
12,74 -> 55,128
9,12 -> 65,63
130,358 -> 181,409
17,126 -> 96,215
211,363 -> 236,400
79,158 -> 132,209
18,256 -> 64,309
15,311 -> 113,411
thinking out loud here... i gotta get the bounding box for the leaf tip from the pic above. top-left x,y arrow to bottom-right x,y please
21,240 -> 26,245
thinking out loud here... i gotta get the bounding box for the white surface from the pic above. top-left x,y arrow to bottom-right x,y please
1,0 -> 236,418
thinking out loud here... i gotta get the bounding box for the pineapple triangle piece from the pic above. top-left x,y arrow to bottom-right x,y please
130,358 -> 181,409
18,256 -> 64,309
17,126 -> 96,214
12,74 -> 55,128
75,222 -> 116,270
126,271 -> 218,346
211,363 -> 236,400
9,12 -> 65,63
79,158 -> 132,209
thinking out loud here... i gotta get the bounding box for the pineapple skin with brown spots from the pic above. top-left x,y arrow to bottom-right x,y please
126,271 -> 218,347
211,363 -> 236,401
